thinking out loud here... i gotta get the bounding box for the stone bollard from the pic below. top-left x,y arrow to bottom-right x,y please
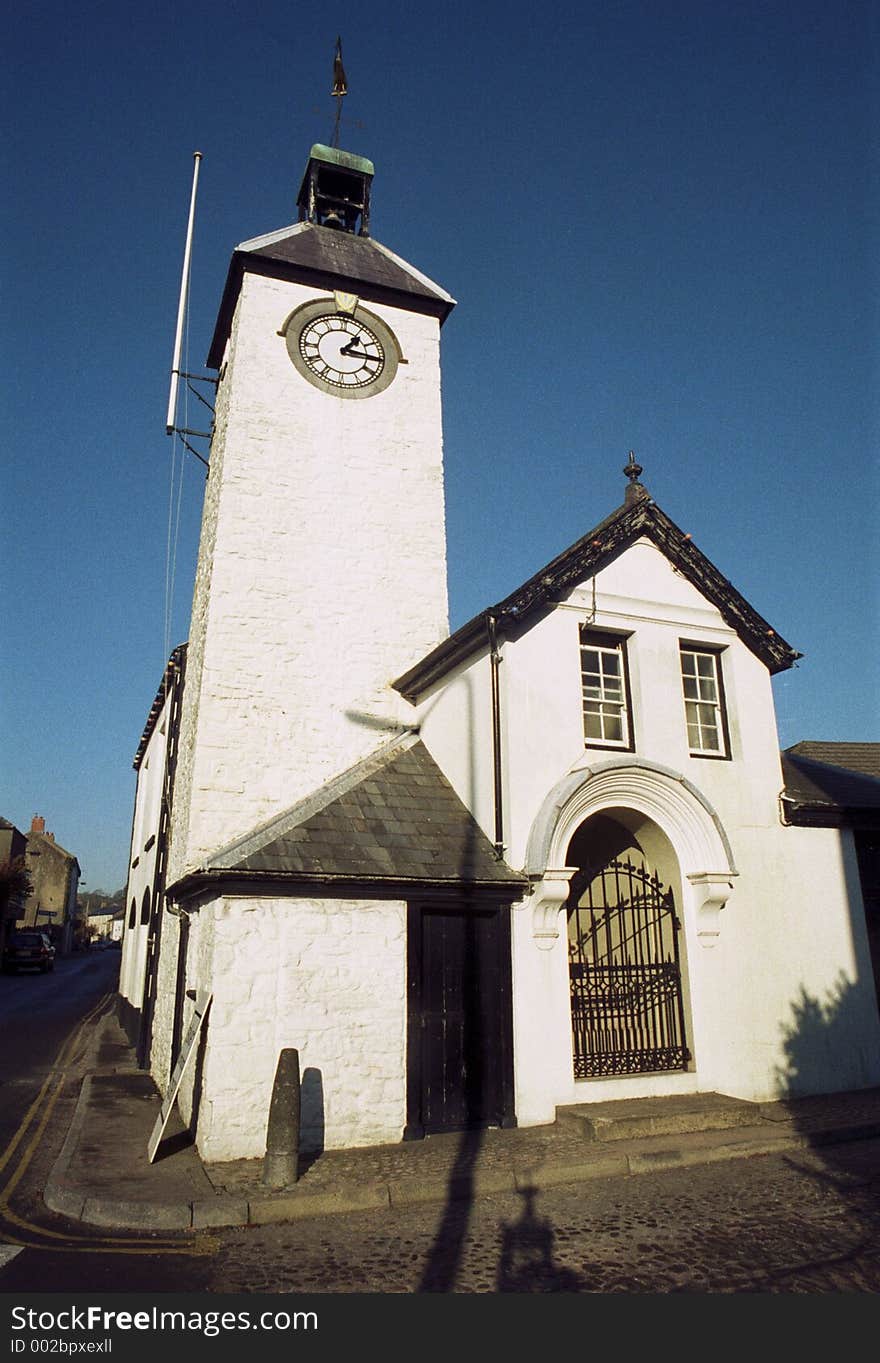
262,1048 -> 301,1187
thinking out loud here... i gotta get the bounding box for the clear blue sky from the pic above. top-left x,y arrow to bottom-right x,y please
3,1 -> 878,893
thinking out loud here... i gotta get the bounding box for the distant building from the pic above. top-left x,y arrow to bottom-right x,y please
0,817 -> 29,957
22,816 -> 81,955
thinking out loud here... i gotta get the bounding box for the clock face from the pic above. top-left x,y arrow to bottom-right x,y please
298,314 -> 385,390
283,300 -> 400,399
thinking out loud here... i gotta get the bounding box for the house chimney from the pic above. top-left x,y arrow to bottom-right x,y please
31,815 -> 46,834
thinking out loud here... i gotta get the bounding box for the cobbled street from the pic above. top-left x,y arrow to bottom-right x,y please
207,1138 -> 880,1294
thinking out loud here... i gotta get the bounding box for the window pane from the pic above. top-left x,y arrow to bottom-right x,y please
697,674 -> 717,702
584,705 -> 603,739
681,649 -> 726,755
581,635 -> 630,747
603,710 -> 623,743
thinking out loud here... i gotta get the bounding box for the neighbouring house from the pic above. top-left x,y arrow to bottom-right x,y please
0,817 -> 29,959
118,140 -> 880,1163
21,816 -> 81,956
780,743 -> 880,1033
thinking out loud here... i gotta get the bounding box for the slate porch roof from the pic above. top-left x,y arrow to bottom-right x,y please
167,733 -> 526,903
207,222 -> 455,368
394,483 -> 801,702
781,742 -> 880,827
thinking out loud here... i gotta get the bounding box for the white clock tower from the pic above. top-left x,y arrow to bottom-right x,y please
168,146 -> 455,878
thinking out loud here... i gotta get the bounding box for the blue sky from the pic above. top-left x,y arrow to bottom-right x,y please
3,0 -> 878,892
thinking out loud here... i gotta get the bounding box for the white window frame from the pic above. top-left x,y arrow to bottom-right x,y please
580,629 -> 633,750
680,645 -> 729,758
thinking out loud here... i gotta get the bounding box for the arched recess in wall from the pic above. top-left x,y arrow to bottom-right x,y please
140,887 -> 151,926
524,756 -> 738,948
128,898 -> 136,930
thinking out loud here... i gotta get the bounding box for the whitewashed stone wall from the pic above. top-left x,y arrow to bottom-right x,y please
148,904 -> 180,1087
175,895 -> 408,1162
417,537 -> 880,1116
168,273 -> 449,883
119,696 -> 170,1014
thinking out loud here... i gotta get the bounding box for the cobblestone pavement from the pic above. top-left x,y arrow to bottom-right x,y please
207,1138 -> 880,1293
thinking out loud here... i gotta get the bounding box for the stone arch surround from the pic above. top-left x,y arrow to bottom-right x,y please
524,757 -> 738,948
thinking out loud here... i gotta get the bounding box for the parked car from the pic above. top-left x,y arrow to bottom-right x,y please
2,930 -> 56,974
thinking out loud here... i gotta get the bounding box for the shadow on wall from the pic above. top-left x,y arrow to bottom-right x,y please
774,973 -> 877,1099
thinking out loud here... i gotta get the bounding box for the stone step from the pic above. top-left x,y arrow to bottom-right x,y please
555,1091 -> 761,1143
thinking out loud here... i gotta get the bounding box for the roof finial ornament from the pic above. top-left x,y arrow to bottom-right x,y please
623,450 -> 646,505
330,36 -> 348,149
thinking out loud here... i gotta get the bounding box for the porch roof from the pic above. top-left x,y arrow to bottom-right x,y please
168,733 -> 525,902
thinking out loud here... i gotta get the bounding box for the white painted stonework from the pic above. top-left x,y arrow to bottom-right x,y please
119,691 -> 170,1021
417,537 -> 880,1122
124,192 -> 879,1166
168,272 -> 449,883
173,895 -> 408,1161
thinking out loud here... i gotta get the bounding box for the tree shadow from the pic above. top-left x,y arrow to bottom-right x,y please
764,972 -> 880,1285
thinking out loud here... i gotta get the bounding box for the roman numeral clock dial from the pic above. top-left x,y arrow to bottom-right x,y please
282,298 -> 401,399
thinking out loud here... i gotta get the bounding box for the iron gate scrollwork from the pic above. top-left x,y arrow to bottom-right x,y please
568,858 -> 690,1079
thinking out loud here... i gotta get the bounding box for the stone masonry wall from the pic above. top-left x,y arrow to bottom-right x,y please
168,273 -> 448,881
191,895 -> 408,1162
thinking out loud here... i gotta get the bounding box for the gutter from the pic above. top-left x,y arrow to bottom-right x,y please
164,866 -> 528,912
487,612 -> 506,860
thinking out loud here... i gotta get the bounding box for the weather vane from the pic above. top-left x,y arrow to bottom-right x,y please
331,36 -> 348,148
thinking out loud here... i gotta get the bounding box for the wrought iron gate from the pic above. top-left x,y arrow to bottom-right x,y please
568,858 -> 690,1078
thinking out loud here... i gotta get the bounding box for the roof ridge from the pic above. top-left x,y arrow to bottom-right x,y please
395,495 -> 800,701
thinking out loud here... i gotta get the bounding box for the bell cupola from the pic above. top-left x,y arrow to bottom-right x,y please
296,144 -> 374,236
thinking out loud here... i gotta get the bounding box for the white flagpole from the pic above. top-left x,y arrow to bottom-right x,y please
165,151 -> 203,435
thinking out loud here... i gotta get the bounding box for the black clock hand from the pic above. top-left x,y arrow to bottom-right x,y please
339,335 -> 364,356
339,348 -> 380,362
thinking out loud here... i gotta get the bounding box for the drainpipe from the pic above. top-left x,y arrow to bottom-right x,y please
486,612 -> 505,860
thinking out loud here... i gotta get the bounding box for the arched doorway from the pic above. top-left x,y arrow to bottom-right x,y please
565,812 -> 691,1080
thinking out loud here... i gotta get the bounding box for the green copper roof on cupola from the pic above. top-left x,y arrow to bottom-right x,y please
297,143 -> 374,236
308,144 -> 375,177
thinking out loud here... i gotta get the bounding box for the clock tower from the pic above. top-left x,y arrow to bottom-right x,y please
168,145 -> 455,878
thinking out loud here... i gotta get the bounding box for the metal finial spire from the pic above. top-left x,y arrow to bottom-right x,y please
624,450 -> 643,484
330,36 -> 348,149
623,450 -> 646,505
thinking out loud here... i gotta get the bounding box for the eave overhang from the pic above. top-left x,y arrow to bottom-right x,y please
165,867 -> 528,913
394,492 -> 802,702
133,644 -> 187,771
207,224 -> 455,369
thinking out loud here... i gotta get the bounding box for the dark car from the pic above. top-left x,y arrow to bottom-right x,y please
2,930 -> 56,974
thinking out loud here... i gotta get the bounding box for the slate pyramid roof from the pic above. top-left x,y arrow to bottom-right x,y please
207,222 -> 455,368
168,734 -> 525,903
394,484 -> 801,702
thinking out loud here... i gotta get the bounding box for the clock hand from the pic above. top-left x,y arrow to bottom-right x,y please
339,348 -> 380,362
339,334 -> 365,356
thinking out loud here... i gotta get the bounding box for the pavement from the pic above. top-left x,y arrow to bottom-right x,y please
43,1009 -> 880,1233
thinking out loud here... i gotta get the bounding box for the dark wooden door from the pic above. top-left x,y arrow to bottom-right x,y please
406,903 -> 514,1137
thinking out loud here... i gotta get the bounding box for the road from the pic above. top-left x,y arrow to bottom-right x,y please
1,958 -> 879,1296
0,947 -> 121,1157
